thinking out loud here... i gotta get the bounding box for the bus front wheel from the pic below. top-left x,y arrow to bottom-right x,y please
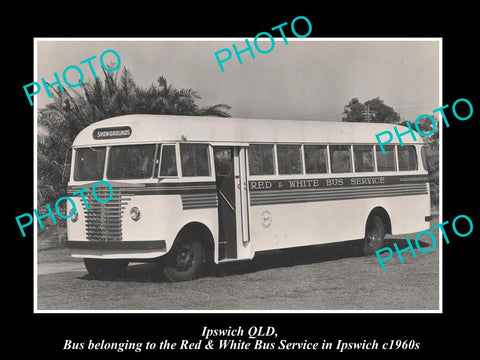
362,215 -> 386,255
161,236 -> 205,282
84,258 -> 129,280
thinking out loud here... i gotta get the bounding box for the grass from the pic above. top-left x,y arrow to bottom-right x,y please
36,215 -> 440,311
37,242 -> 439,311
37,222 -> 67,251
37,247 -> 78,263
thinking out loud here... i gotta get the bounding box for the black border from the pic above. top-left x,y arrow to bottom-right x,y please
10,5 -> 478,358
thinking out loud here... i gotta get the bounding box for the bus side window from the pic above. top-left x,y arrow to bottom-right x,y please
375,145 -> 396,172
159,144 -> 178,177
397,145 -> 418,171
330,145 -> 352,173
304,145 -> 327,174
277,144 -> 302,174
421,146 -> 429,172
248,144 -> 275,175
353,145 -> 374,172
214,148 -> 233,176
180,143 -> 210,177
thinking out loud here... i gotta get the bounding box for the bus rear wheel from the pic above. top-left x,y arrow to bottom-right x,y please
84,258 -> 129,280
161,236 -> 205,282
362,215 -> 386,255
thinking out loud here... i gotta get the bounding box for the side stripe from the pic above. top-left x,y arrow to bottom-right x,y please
250,184 -> 428,206
181,193 -> 218,210
68,182 -> 218,210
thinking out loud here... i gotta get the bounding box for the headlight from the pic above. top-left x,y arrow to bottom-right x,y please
130,207 -> 141,221
71,212 -> 79,222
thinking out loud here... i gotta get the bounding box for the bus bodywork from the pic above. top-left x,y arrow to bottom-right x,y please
66,115 -> 431,280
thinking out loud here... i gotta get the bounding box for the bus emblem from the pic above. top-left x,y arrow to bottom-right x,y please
261,210 -> 272,228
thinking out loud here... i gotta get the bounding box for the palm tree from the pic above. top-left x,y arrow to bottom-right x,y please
38,67 -> 231,207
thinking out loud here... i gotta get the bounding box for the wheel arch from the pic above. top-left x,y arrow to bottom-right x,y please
174,221 -> 215,258
366,207 -> 392,235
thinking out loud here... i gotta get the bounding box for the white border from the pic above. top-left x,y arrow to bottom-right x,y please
34,39 -> 38,312
438,39 -> 443,314
33,37 -> 442,314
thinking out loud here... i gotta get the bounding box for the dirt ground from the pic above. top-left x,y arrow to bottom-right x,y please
36,216 -> 440,311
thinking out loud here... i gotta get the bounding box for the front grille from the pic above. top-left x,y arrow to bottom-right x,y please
79,185 -> 131,242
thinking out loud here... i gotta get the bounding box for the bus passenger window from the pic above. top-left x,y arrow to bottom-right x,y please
180,144 -> 210,177
248,144 -> 275,175
421,146 -> 429,171
214,148 -> 233,176
376,145 -> 396,171
353,145 -> 374,172
159,145 -> 178,176
330,145 -> 352,173
397,145 -> 418,171
304,145 -> 327,174
277,144 -> 302,174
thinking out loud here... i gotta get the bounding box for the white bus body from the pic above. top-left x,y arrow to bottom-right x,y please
66,115 -> 431,281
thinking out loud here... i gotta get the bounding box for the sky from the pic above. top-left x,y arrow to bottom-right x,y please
35,38 -> 440,122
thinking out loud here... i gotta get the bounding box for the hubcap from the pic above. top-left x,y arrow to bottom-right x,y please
367,227 -> 379,247
174,244 -> 194,270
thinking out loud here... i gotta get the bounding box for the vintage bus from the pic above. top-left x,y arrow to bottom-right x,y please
65,115 -> 431,281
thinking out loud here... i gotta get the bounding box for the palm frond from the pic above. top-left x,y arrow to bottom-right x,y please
157,76 -> 168,91
38,66 -> 231,206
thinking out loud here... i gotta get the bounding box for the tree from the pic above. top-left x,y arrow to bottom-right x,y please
341,97 -> 366,122
342,97 -> 400,123
416,116 -> 439,209
341,97 -> 438,209
38,67 -> 231,207
364,97 -> 400,124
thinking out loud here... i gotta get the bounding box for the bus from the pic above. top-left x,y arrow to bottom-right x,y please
65,114 -> 431,281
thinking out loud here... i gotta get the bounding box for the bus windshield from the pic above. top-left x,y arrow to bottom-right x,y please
74,146 -> 106,181
107,144 -> 156,179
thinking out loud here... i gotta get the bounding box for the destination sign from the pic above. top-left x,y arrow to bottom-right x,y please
93,126 -> 132,139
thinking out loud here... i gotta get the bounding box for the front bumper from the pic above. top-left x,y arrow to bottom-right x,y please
65,240 -> 166,251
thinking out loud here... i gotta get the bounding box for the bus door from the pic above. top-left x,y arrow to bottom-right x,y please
213,146 -> 252,261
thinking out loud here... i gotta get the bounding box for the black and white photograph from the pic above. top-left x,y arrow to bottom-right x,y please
9,7 -> 478,357
33,38 -> 441,312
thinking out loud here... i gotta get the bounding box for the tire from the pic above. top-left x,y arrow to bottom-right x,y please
161,234 -> 205,282
362,215 -> 386,255
84,258 -> 129,280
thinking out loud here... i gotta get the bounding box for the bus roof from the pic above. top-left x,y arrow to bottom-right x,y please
72,114 -> 422,147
